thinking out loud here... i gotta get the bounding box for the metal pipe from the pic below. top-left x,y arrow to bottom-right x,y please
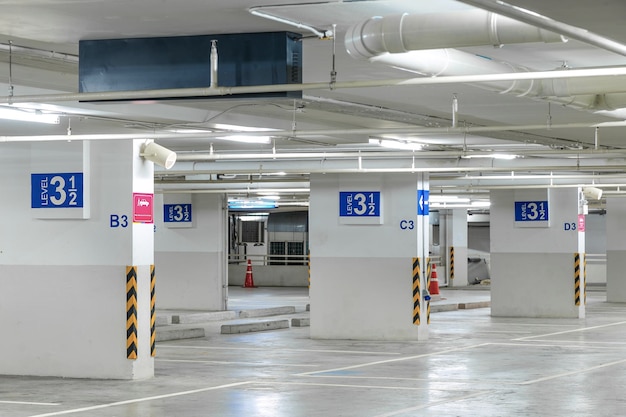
456,0 -> 626,57
3,66 -> 626,104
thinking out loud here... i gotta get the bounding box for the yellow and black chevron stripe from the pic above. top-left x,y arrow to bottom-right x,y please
150,264 -> 156,357
126,266 -> 138,360
449,246 -> 455,281
574,253 -> 581,306
412,257 -> 421,325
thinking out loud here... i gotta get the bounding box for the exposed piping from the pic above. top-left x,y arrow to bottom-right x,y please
344,10 -> 565,57
248,6 -> 333,39
1,119 -> 626,145
456,0 -> 626,57
344,12 -> 626,112
3,66 -> 626,105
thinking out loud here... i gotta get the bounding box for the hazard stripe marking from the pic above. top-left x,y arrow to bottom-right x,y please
574,253 -> 581,306
150,264 -> 156,357
449,246 -> 455,281
126,266 -> 138,360
583,253 -> 587,305
426,257 -> 431,325
412,258 -> 421,325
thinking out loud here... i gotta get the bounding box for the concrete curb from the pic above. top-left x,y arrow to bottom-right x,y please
221,319 -> 290,334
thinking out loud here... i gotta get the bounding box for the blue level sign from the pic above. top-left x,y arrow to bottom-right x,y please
515,200 -> 549,221
164,203 -> 192,223
31,173 -> 84,208
339,191 -> 381,217
417,189 -> 429,216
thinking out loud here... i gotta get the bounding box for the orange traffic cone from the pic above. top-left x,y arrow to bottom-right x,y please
429,263 -> 440,296
243,259 -> 256,288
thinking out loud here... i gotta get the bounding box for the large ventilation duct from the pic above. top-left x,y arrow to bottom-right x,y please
345,10 -> 566,58
345,12 -> 626,113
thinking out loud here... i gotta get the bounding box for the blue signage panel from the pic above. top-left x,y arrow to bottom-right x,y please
417,189 -> 429,216
339,191 -> 381,217
31,173 -> 84,208
515,201 -> 549,221
164,203 -> 192,223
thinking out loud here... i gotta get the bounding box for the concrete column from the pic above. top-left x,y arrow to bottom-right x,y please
0,140 -> 155,379
442,209 -> 468,287
154,193 -> 228,310
490,188 -> 585,318
606,198 -> 626,302
309,172 -> 429,341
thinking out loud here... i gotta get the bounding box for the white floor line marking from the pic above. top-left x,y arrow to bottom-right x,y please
26,381 -> 253,417
513,320 -> 626,341
517,339 -> 626,346
258,381 -> 429,391
157,358 -> 318,367
373,391 -> 488,417
157,345 -> 401,355
296,343 -> 491,376
487,341 -> 626,350
0,401 -> 60,406
518,358 -> 626,385
298,374 -> 520,385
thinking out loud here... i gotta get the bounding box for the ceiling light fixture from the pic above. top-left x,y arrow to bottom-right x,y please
369,138 -> 423,151
462,153 -> 518,160
0,106 -> 60,124
217,135 -> 272,144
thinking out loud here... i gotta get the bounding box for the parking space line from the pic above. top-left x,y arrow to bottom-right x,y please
26,381 -> 254,417
158,345 -> 401,355
373,391 -> 489,417
296,343 -> 490,376
518,358 -> 626,385
158,358 -> 318,367
0,401 -> 59,406
513,320 -> 626,341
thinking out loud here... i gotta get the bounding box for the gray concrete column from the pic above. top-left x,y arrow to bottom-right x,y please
309,172 -> 430,340
490,188 -> 585,318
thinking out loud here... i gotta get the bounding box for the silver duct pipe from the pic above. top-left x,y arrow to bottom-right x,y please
456,0 -> 626,57
344,10 -> 565,58
345,13 -> 626,112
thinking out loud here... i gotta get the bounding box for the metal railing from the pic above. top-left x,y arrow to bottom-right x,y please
229,253 -> 309,266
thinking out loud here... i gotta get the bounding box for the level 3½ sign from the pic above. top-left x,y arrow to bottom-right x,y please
31,172 -> 84,208
339,191 -> 381,217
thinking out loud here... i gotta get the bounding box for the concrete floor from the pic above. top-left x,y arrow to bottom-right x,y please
2,286 -> 626,417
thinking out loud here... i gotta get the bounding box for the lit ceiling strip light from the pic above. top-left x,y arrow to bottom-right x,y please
0,106 -> 60,124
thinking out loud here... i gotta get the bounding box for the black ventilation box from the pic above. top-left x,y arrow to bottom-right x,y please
79,32 -> 302,100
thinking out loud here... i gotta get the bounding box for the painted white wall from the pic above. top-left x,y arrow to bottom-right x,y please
309,173 -> 427,340
490,188 -> 585,318
154,193 -> 227,310
0,140 -> 154,379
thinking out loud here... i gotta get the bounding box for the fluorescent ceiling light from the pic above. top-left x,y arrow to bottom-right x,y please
429,195 -> 471,203
462,153 -> 517,160
369,138 -> 423,151
217,135 -> 271,144
0,106 -> 60,124
213,123 -> 277,132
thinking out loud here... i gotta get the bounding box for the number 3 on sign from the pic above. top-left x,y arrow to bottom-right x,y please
353,193 -> 376,216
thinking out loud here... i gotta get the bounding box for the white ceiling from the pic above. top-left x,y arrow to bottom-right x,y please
1,0 -> 626,209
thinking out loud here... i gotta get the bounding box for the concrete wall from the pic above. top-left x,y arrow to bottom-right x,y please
229,264 -> 308,287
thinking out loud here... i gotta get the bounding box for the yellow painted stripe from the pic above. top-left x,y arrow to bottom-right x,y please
583,253 -> 587,305
412,257 -> 421,325
574,253 -> 581,306
449,246 -> 455,281
150,264 -> 156,357
126,266 -> 138,360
